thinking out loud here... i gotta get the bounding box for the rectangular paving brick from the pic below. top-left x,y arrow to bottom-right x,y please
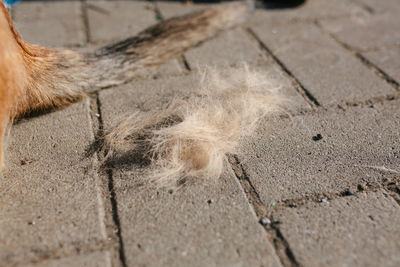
240,98 -> 400,205
0,102 -> 106,266
184,28 -> 267,69
98,75 -> 282,267
273,191 -> 400,266
250,22 -> 396,106
249,0 -> 366,26
87,1 -> 155,44
320,13 -> 400,50
363,47 -> 400,83
13,2 -> 85,47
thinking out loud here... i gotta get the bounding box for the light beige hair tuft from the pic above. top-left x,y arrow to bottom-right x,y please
103,65 -> 287,187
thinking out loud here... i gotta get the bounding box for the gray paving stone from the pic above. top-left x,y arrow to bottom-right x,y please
249,0 -> 365,26
28,251 -> 112,267
320,13 -> 400,50
115,170 -> 281,267
184,28 -> 267,69
354,0 -> 400,14
87,1 -> 155,44
273,191 -> 400,267
362,46 -> 400,83
158,2 -> 266,68
250,22 -> 396,106
240,99 -> 400,205
254,63 -> 311,112
0,102 -> 106,265
13,2 -> 85,47
98,75 -> 282,267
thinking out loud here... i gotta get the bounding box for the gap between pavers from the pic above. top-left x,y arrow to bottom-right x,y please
249,0 -> 366,26
319,12 -> 400,51
250,22 -> 396,106
158,1 -> 312,112
272,190 -> 400,266
239,98 -> 400,206
97,70 -> 290,266
354,0 -> 400,14
157,2 -> 267,69
13,2 -> 85,48
1,103 -> 107,266
362,46 -> 400,84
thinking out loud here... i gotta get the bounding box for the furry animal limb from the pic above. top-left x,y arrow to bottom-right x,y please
0,1 -> 254,169
103,66 -> 286,187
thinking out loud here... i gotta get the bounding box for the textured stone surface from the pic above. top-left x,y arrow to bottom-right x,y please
0,103 -> 106,265
98,77 -> 282,266
87,1 -> 155,44
13,2 -> 85,47
157,3 -> 266,68
240,99 -> 400,205
114,170 -> 281,267
353,0 -> 400,14
184,28 -> 266,69
273,191 -> 400,267
250,22 -> 396,106
27,251 -> 112,267
4,0 -> 400,265
363,47 -> 400,83
249,0 -> 365,26
320,13 -> 400,50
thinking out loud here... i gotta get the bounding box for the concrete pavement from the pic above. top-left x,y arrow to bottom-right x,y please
1,0 -> 399,266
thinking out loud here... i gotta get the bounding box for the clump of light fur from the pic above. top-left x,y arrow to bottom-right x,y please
104,66 -> 286,186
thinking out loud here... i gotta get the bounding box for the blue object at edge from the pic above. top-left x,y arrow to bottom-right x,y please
2,0 -> 21,8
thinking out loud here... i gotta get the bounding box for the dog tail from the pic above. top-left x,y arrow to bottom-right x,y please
91,0 -> 255,88
4,1 -> 254,117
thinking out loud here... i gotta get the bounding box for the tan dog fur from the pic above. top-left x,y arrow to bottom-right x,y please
0,1 -> 253,169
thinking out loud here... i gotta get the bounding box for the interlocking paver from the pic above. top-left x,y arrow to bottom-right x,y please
3,0 -> 400,265
98,75 -> 282,267
320,13 -> 400,50
362,46 -> 400,83
0,103 -> 106,265
240,99 -> 400,205
273,191 -> 400,267
113,170 -> 281,267
249,0 -> 365,26
13,2 -> 85,47
250,22 -> 396,106
87,1 -> 155,44
185,28 -> 266,69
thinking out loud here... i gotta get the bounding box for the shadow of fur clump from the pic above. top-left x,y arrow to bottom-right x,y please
103,115 -> 183,170
102,65 -> 287,187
